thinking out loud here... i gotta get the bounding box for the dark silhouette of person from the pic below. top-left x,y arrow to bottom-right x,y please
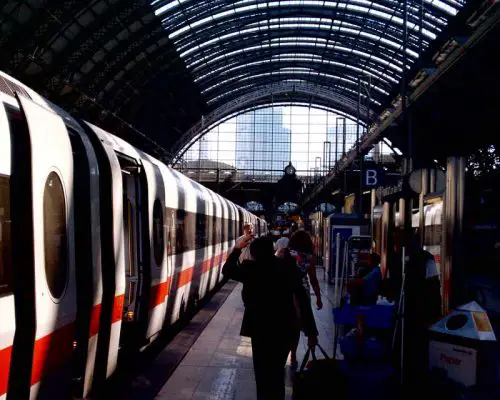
403,234 -> 441,394
222,236 -> 318,400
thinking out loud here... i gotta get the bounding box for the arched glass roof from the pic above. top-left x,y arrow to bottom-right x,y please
152,0 -> 465,112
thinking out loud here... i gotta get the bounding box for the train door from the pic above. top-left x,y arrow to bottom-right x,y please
9,96 -> 77,399
144,162 -> 168,340
165,207 -> 176,320
80,121 -> 125,384
119,156 -> 144,339
66,125 -> 103,398
0,104 -> 14,400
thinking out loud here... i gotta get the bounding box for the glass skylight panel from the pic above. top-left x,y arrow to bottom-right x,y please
155,0 -> 188,17
151,0 -> 466,112
186,39 -> 406,75
426,0 -> 459,15
164,0 -> 450,42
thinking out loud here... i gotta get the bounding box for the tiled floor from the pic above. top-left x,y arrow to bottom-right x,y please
156,267 -> 336,400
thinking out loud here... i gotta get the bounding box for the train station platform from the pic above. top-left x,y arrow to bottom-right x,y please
156,267 -> 334,400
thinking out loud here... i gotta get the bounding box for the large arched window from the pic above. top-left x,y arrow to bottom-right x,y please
245,201 -> 265,212
175,105 -> 394,182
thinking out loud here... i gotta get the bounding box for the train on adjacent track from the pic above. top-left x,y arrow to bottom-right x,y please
310,184 -> 500,318
0,71 -> 267,399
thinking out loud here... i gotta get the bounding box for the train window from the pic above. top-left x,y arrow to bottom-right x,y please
43,172 -> 68,300
196,213 -> 207,249
153,199 -> 164,266
215,220 -> 221,245
175,210 -> 185,254
166,208 -> 175,256
124,198 -> 136,277
221,215 -> 227,244
228,217 -> 234,242
0,175 -> 12,296
184,212 -> 196,251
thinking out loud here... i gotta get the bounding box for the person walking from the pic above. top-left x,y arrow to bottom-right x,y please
222,236 -> 318,399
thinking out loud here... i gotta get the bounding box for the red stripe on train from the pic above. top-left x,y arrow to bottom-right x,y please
0,345 -> 12,396
148,251 -> 230,310
30,323 -> 75,385
0,250 -> 230,395
89,294 -> 124,337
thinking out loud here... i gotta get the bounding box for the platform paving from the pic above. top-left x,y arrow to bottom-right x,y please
156,267 -> 336,400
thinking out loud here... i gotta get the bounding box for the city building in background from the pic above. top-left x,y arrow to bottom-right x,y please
235,108 -> 291,173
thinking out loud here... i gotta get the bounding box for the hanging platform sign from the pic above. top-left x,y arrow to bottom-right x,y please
376,167 -> 445,201
363,168 -> 386,188
375,177 -> 411,201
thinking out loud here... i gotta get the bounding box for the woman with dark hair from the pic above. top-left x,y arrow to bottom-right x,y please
222,236 -> 318,400
283,230 -> 323,369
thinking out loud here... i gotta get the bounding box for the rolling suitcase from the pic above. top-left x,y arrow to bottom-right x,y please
292,345 -> 345,399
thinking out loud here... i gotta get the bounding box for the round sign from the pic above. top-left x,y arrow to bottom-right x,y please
408,168 -> 446,194
408,169 -> 423,193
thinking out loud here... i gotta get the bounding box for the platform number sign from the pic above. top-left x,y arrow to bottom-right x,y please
364,168 -> 385,188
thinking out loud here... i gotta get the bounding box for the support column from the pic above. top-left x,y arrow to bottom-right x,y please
398,158 -> 413,242
419,169 -> 429,246
442,156 -> 466,313
429,168 -> 436,193
371,188 -> 377,244
381,200 -> 393,277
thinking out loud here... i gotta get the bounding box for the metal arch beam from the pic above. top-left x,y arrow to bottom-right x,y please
198,60 -> 393,99
4,0 -> 84,72
101,47 -> 197,116
204,74 -> 383,108
206,83 -> 360,111
206,80 -> 376,117
46,1 -> 151,94
94,34 -> 190,111
206,98 -> 365,130
83,25 -> 165,97
93,34 -> 185,109
170,81 -> 376,164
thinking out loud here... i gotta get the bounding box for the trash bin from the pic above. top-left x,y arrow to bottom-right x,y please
428,301 -> 497,388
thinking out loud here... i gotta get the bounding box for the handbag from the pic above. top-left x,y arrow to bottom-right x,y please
292,345 -> 345,399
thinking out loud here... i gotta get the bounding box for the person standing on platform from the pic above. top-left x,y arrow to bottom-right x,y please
236,222 -> 254,263
403,234 -> 442,394
274,232 -> 289,257
280,230 -> 323,369
222,236 -> 318,400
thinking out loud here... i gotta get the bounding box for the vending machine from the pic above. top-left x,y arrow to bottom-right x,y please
324,213 -> 370,284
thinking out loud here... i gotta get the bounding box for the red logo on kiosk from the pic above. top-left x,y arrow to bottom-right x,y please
440,353 -> 462,366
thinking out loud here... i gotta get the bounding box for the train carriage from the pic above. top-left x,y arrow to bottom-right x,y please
0,70 -> 267,399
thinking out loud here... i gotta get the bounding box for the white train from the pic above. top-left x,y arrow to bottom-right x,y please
0,71 -> 267,399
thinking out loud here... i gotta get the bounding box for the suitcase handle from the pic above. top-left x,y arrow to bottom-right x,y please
298,344 -> 331,373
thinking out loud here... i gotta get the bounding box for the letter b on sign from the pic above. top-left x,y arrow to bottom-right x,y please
365,169 -> 378,187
